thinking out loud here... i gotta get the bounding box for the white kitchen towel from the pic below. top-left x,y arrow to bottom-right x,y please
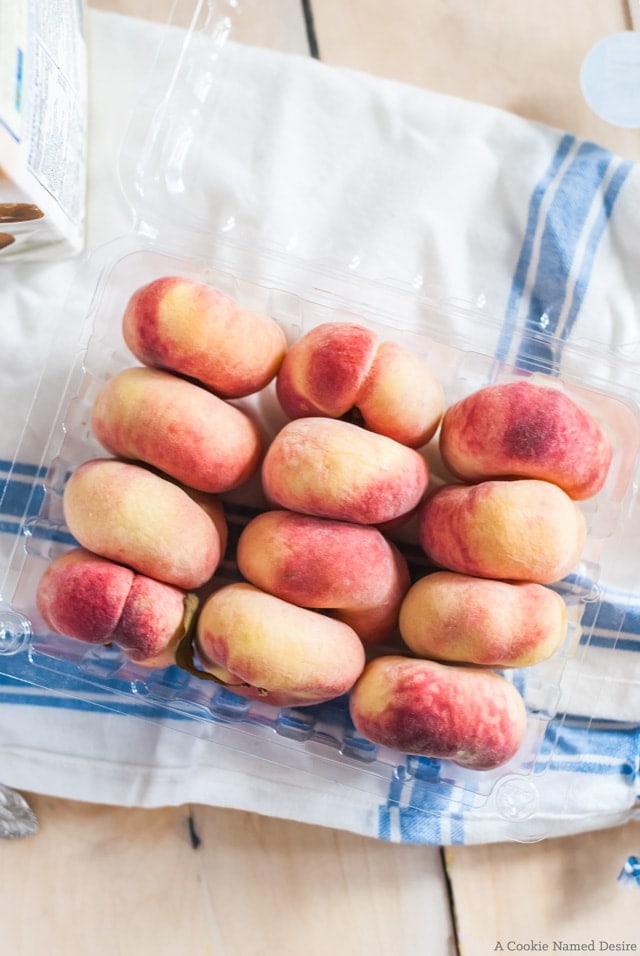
0,9 -> 639,845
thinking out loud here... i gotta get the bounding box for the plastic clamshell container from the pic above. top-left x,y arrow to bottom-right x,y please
2,0 -> 640,843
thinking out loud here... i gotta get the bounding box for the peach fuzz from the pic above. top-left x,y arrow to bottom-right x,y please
276,321 -> 444,447
418,479 -> 586,584
236,509 -> 411,645
398,571 -> 568,667
349,655 -> 528,770
122,276 -> 287,399
36,548 -> 196,668
261,417 -> 429,526
91,367 -> 263,493
439,379 -> 613,500
195,582 -> 366,708
63,459 -> 226,589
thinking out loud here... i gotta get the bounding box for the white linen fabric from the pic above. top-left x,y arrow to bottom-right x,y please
0,10 -> 639,845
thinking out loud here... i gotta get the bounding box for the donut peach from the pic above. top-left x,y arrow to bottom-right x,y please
236,509 -> 411,644
62,458 -> 226,589
195,582 -> 366,707
418,479 -> 586,584
349,655 -> 528,770
261,417 -> 429,526
439,379 -> 612,500
398,571 -> 567,667
122,276 -> 287,398
36,548 -> 197,668
276,322 -> 444,447
92,367 -> 263,493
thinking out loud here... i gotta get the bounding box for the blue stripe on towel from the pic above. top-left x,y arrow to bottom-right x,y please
378,806 -> 466,845
0,679 -> 182,719
496,133 -> 576,363
497,139 -> 632,371
0,460 -> 47,478
376,722 -> 640,844
522,142 -> 610,335
556,580 -> 640,652
557,158 -> 633,343
0,469 -> 76,545
1,478 -> 45,518
585,634 -> 640,652
538,721 -> 640,778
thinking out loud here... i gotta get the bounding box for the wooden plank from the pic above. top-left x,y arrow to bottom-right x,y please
86,0 -> 310,54
0,794 -> 456,956
190,803 -> 455,955
0,799 -> 216,956
627,0 -> 640,31
445,820 -> 640,953
311,0 -> 640,160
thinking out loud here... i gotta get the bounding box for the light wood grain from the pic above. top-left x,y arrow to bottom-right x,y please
311,0 -> 640,161
0,794 -> 455,956
87,0 -> 310,54
446,820 -> 640,954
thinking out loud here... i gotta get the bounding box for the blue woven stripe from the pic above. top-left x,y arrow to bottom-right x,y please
496,133 -> 576,363
497,139 -> 632,371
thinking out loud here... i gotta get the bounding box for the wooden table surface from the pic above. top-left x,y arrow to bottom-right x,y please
4,2 -> 639,954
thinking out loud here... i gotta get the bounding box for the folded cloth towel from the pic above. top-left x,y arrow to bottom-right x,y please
0,10 -> 639,845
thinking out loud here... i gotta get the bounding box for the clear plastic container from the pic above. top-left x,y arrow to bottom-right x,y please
1,0 -> 639,843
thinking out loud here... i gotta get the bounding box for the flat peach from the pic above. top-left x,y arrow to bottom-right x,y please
36,548 -> 134,645
36,548 -> 195,668
355,340 -> 444,447
236,509 -> 411,644
418,479 -> 586,584
349,655 -> 528,770
399,570 -> 567,667
63,458 -> 225,589
276,322 -> 443,447
276,322 -> 378,419
262,417 -> 429,526
122,276 -> 287,398
196,582 -> 366,707
92,367 -> 263,493
439,379 -> 613,500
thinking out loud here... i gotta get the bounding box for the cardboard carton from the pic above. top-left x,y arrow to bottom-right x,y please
0,0 -> 87,260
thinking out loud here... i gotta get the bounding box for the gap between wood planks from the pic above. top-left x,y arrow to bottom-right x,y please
301,0 -> 320,57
